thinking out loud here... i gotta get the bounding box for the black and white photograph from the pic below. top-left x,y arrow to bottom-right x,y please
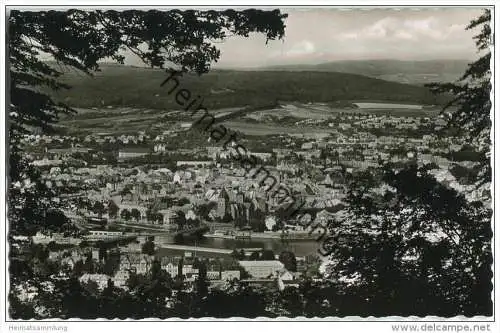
1,0 -> 497,327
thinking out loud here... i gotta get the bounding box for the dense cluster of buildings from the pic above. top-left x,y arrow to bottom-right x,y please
15,102 -> 487,298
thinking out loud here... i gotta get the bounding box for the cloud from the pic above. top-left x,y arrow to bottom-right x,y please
366,17 -> 396,38
212,8 -> 482,67
286,40 -> 316,56
337,16 -> 467,42
394,30 -> 415,40
403,17 -> 434,32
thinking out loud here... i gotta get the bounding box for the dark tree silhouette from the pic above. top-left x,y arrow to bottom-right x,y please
279,251 -> 297,272
120,209 -> 131,221
260,249 -> 276,260
43,209 -> 70,231
98,244 -> 108,263
231,249 -> 246,260
194,260 -> 209,296
174,211 -> 187,230
92,201 -> 106,218
108,200 -> 119,218
325,163 -> 492,316
141,240 -> 155,256
249,251 -> 260,261
130,208 -> 141,222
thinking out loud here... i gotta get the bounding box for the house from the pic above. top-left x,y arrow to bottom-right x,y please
85,230 -> 126,241
79,274 -> 110,290
160,258 -> 180,278
183,264 -> 199,281
119,255 -> 132,271
136,255 -> 154,274
158,209 -> 177,227
238,260 -> 285,279
216,188 -> 230,218
301,142 -> 314,150
221,270 -> 241,281
118,147 -> 150,160
320,174 -> 334,187
185,209 -> 197,221
116,203 -> 148,223
154,144 -> 167,152
113,269 -> 131,289
173,172 -> 182,184
277,270 -> 299,291
207,271 -> 220,280
61,256 -> 78,270
250,152 -> 273,162
91,248 -> 101,261
119,254 -> 154,274
295,150 -> 321,160
273,148 -> 292,160
176,161 -> 213,167
31,158 -> 63,167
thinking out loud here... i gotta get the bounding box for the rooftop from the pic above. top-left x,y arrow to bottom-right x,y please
238,260 -> 284,268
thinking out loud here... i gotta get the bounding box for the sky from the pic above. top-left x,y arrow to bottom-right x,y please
32,7 -> 485,68
125,7 -> 486,68
209,8 -> 485,68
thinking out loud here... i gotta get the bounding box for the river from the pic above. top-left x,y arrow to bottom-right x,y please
137,233 -> 320,258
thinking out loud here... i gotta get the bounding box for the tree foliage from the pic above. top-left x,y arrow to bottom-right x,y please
108,200 -> 119,218
260,249 -> 276,260
120,209 -> 131,221
279,251 -> 297,272
141,240 -> 156,256
130,208 -> 141,221
249,251 -> 260,261
325,163 -> 492,316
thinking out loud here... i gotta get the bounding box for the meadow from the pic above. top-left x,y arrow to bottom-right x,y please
50,64 -> 447,135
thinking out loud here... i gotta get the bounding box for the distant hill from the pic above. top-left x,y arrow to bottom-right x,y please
262,59 -> 470,85
46,63 -> 447,110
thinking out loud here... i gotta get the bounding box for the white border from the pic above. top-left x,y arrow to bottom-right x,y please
0,1 -> 498,331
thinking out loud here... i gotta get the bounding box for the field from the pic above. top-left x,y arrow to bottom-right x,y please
57,98 -> 442,136
57,108 -> 185,135
48,63 -> 448,135
353,102 -> 423,109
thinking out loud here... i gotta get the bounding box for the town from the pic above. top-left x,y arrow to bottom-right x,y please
6,7 -> 493,321
10,99 -> 488,313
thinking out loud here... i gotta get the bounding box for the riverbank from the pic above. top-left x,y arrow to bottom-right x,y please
204,231 -> 318,241
159,244 -> 233,255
